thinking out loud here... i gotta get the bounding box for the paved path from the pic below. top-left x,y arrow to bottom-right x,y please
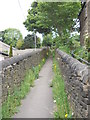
14,49 -> 41,56
13,58 -> 54,118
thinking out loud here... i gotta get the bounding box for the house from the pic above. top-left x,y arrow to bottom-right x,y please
0,51 -> 8,61
79,0 -> 90,46
0,40 -> 17,54
0,41 -> 17,60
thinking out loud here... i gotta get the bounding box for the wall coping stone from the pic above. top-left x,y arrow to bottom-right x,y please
0,48 -> 47,70
56,49 -> 90,118
56,49 -> 88,69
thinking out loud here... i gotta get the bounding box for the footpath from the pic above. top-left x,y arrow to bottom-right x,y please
13,58 -> 54,118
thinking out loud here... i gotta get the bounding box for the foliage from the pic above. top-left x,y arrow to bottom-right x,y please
36,37 -> 41,48
88,52 -> 90,62
67,34 -> 80,50
2,57 -> 46,118
23,34 -> 34,49
52,32 -> 79,50
53,32 -> 89,63
52,31 -> 70,48
51,32 -> 71,54
74,46 -> 88,61
2,28 -> 23,47
23,2 -> 50,35
52,59 -> 72,118
24,2 -> 81,36
22,34 -> 41,49
0,31 -> 5,41
9,44 -> 13,57
16,39 -> 24,49
59,43 -> 89,62
42,34 -> 53,47
85,37 -> 90,51
24,1 -> 81,55
59,45 -> 71,55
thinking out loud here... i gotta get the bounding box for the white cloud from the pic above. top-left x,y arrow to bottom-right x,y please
0,0 -> 34,38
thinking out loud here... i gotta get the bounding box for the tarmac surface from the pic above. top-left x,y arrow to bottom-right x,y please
13,58 -> 54,118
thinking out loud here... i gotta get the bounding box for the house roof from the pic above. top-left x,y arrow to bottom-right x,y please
0,51 -> 8,56
0,41 -> 17,51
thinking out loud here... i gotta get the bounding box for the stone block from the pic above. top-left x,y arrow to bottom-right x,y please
1,48 -> 48,103
56,49 -> 89,118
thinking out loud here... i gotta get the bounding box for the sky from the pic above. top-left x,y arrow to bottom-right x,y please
0,0 -> 42,39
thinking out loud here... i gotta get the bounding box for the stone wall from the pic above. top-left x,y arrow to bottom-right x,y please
56,49 -> 90,118
0,48 -> 48,103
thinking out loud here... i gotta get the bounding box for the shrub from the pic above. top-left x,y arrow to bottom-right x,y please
74,46 -> 88,61
9,44 -> 13,57
16,39 -> 24,49
88,52 -> 90,62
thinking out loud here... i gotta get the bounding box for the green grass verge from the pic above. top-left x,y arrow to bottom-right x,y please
2,58 -> 46,118
52,59 -> 72,118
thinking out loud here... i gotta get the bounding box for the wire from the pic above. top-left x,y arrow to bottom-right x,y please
18,0 -> 26,20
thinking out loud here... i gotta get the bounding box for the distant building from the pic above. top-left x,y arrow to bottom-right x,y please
79,0 -> 90,46
0,41 -> 17,53
0,41 -> 17,61
0,51 -> 8,61
0,54 -> 4,61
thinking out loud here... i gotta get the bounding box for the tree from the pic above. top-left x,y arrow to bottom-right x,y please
22,34 -> 34,49
22,34 -> 41,49
24,2 -> 81,37
23,2 -> 51,35
16,39 -> 24,49
3,28 -> 23,47
0,31 -> 5,41
36,37 -> 41,48
42,34 -> 53,47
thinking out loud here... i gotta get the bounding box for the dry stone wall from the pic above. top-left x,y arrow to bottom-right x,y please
0,48 -> 48,103
56,49 -> 90,118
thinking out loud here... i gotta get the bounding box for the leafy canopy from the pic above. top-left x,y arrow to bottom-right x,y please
3,28 -> 23,47
24,2 -> 81,36
23,2 -> 50,35
42,34 -> 53,47
16,39 -> 24,49
22,34 -> 41,49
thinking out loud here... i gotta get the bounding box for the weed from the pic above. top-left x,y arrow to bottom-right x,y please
49,82 -> 53,87
52,59 -> 72,118
2,58 -> 46,118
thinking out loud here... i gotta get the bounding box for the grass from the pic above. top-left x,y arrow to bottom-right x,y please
52,59 -> 72,118
2,58 -> 46,118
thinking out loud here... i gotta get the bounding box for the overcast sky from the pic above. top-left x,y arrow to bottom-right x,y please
0,0 -> 36,38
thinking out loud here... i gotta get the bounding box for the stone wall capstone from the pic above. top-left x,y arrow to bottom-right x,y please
56,49 -> 90,118
0,48 -> 48,103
